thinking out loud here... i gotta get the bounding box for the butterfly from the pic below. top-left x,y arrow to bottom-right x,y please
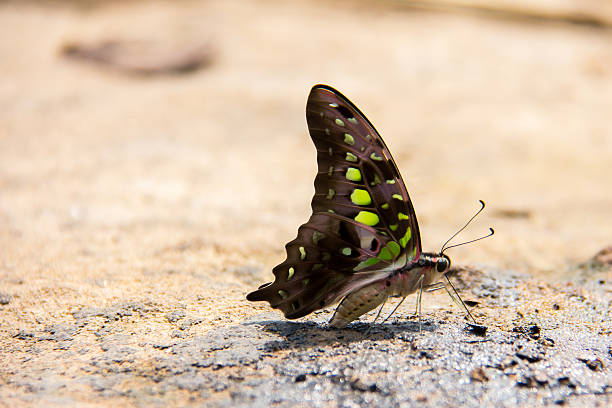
247,84 -> 489,328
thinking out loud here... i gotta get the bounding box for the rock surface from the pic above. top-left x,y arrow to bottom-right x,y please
1,1 -> 611,406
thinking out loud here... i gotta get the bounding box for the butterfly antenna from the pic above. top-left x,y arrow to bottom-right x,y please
441,228 -> 494,252
440,200 -> 490,253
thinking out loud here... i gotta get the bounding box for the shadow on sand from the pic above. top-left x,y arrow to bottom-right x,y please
245,318 -> 439,349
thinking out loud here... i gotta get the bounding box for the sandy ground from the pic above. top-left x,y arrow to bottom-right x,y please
0,0 -> 611,406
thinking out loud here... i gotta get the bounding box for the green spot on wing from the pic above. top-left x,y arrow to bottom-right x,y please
353,257 -> 380,272
388,241 -> 401,257
386,179 -> 396,184
350,189 -> 372,206
392,194 -> 404,201
312,231 -> 325,245
345,153 -> 358,162
299,246 -> 306,260
381,203 -> 390,210
379,247 -> 392,261
278,290 -> 288,299
326,189 -> 335,199
400,227 -> 412,248
335,118 -> 345,127
398,212 -> 410,220
389,224 -> 398,231
346,167 -> 362,182
341,247 -> 352,256
370,152 -> 383,161
355,211 -> 379,227
328,166 -> 334,176
287,267 -> 295,280
344,133 -> 355,145
348,117 -> 358,124
370,174 -> 381,186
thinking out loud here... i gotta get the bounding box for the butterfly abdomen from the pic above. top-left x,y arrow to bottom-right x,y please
327,260 -> 444,328
329,281 -> 389,328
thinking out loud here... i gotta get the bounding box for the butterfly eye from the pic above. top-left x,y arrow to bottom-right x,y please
436,258 -> 449,273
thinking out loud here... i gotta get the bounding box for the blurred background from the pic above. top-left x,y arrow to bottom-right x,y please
1,0 -> 611,313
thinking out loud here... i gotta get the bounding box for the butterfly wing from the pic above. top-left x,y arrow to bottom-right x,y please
307,85 -> 422,255
247,84 -> 422,318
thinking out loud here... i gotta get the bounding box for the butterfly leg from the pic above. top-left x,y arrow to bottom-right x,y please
425,282 -> 446,292
371,297 -> 387,325
444,275 -> 477,324
379,296 -> 405,325
364,297 -> 389,335
410,275 -> 425,316
414,274 -> 425,332
443,284 -> 462,308
427,279 -> 477,324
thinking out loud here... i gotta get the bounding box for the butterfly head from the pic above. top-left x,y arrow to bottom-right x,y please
436,253 -> 451,274
417,252 -> 451,276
